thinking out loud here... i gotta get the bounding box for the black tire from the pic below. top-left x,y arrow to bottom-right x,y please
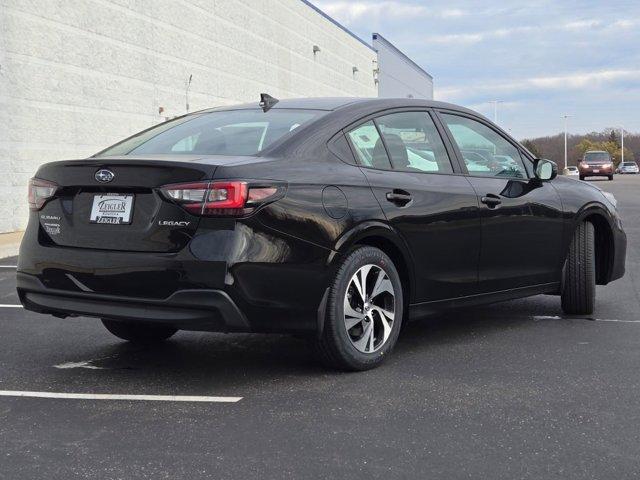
608,175 -> 613,181
101,319 -> 177,343
561,221 -> 595,315
316,246 -> 404,371
579,176 -> 585,181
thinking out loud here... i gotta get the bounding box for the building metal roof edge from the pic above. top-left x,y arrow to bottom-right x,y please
300,0 -> 376,52
372,33 -> 433,80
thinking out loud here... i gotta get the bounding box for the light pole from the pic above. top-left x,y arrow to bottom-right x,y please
489,100 -> 503,123
621,126 -> 625,163
562,115 -> 571,169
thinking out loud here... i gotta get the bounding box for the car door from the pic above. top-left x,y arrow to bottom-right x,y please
345,110 -> 481,302
436,111 -> 564,293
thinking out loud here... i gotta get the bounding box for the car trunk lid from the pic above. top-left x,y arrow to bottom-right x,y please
34,156 -> 233,252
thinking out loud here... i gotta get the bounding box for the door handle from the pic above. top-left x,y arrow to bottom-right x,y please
481,194 -> 502,208
386,190 -> 412,206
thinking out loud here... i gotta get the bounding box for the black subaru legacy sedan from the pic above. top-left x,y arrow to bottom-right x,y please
18,96 -> 626,370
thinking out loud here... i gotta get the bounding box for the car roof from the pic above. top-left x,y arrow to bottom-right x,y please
203,97 -> 363,111
200,97 -> 479,115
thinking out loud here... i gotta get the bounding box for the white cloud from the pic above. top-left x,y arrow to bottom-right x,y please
563,20 -> 601,30
441,8 -> 466,18
420,17 -> 637,46
437,69 -> 640,101
611,19 -> 639,29
425,32 -> 485,44
468,100 -> 522,111
529,69 -> 639,89
314,1 -> 466,24
316,1 -> 425,22
423,25 -> 535,45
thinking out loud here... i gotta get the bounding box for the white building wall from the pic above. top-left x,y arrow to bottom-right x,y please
373,33 -> 433,100
0,0 -> 377,232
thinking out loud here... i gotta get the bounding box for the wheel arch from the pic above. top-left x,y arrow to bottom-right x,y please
574,204 -> 615,285
331,222 -> 415,304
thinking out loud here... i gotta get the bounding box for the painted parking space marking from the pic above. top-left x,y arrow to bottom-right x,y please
0,390 -> 242,403
0,304 -> 22,308
0,265 -> 17,268
533,315 -> 640,323
53,353 -> 118,370
588,318 -> 640,323
54,360 -> 104,370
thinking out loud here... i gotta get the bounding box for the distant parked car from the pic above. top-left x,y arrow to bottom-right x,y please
578,150 -> 614,180
563,166 -> 579,176
616,161 -> 639,174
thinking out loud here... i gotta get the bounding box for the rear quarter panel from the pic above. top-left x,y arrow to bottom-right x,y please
207,125 -> 388,328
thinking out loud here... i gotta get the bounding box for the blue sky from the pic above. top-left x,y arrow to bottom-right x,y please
314,1 -> 640,139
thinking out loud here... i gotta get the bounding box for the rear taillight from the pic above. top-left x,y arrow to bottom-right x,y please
160,181 -> 282,216
28,178 -> 58,210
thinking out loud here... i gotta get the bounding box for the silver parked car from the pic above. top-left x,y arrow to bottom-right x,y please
617,162 -> 639,174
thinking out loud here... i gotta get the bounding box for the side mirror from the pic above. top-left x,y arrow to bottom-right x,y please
533,158 -> 557,181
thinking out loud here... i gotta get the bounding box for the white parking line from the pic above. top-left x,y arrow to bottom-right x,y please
0,266 -> 17,268
0,390 -> 242,403
591,318 -> 640,323
533,315 -> 640,323
0,304 -> 22,308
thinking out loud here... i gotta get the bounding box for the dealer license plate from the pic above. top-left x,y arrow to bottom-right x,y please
89,194 -> 134,224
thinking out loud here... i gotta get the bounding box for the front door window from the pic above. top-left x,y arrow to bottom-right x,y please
441,114 -> 528,179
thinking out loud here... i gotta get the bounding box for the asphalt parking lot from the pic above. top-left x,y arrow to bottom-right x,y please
1,175 -> 640,479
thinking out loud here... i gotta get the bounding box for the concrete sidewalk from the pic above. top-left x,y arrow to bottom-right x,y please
0,231 -> 23,260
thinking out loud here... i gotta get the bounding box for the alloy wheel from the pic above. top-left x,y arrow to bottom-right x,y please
343,264 -> 396,353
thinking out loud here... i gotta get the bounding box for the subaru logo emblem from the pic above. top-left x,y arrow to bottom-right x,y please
95,169 -> 114,183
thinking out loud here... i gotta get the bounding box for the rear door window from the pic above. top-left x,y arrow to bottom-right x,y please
375,111 -> 453,173
346,121 -> 393,169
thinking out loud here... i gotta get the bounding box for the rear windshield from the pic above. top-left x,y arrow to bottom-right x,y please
584,152 -> 611,163
622,162 -> 637,166
96,109 -> 325,157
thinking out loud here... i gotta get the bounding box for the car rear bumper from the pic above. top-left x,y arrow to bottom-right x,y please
17,272 -> 251,332
17,218 -> 333,333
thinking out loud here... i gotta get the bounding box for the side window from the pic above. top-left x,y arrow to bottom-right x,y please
346,121 -> 392,169
375,112 -> 453,173
329,134 -> 357,164
441,113 -> 528,179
